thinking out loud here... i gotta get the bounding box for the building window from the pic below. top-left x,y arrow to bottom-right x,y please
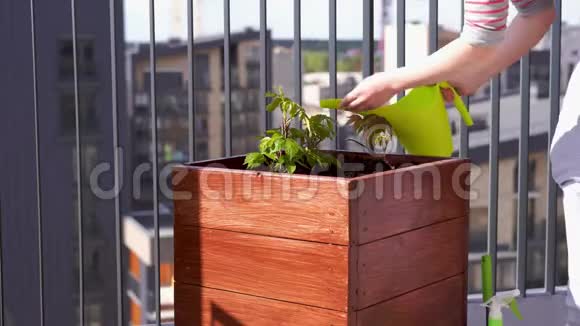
160,263 -> 174,287
197,142 -> 209,159
513,160 -> 539,240
194,54 -> 211,89
247,62 -> 260,88
470,116 -> 488,132
143,71 -> 183,93
195,118 -> 208,134
129,250 -> 141,280
469,207 -> 488,252
58,38 -> 96,79
513,160 -> 537,192
194,92 -> 209,114
505,62 -> 520,91
59,90 -> 99,136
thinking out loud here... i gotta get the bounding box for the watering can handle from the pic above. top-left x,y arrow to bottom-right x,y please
438,82 -> 473,127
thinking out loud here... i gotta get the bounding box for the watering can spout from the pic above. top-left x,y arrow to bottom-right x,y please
320,82 -> 473,157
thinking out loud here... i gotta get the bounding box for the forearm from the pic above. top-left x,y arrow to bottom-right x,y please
484,8 -> 555,77
390,7 -> 555,93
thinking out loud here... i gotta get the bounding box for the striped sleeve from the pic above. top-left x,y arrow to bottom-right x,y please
511,0 -> 553,16
461,0 -> 554,46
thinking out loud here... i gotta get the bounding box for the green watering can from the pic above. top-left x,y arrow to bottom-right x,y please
319,81 -> 473,157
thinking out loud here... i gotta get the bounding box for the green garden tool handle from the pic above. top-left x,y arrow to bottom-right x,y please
482,255 -> 493,303
319,98 -> 342,110
319,82 -> 474,127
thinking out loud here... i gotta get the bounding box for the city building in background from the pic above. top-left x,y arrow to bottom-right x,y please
123,207 -> 175,325
127,29 -> 269,210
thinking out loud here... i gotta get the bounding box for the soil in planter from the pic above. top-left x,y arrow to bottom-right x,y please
308,157 -> 394,178
189,151 -> 447,179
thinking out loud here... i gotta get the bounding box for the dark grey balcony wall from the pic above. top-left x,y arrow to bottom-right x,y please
0,1 -> 42,325
0,0 -> 128,325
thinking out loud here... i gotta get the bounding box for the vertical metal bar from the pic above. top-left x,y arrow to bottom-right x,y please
224,0 -> 232,156
148,0 -> 161,324
429,0 -> 456,155
70,0 -> 85,323
0,199 -> 4,326
459,0 -> 469,158
545,0 -> 561,294
260,0 -> 269,131
29,0 -> 45,325
517,53 -> 530,296
488,76 -> 500,294
108,0 -> 124,323
329,0 -> 338,149
293,0 -> 302,106
428,0 -> 438,54
292,0 -> 302,130
395,0 -> 405,153
459,96 -> 470,157
362,0 -> 374,78
396,0 -> 405,96
187,0 -> 196,161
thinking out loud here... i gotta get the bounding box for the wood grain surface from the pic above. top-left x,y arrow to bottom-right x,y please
355,274 -> 465,326
175,226 -> 350,311
350,159 -> 470,244
175,283 -> 349,326
173,165 -> 350,245
173,154 -> 470,325
356,217 -> 467,309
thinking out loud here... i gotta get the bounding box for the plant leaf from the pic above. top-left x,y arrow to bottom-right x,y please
273,137 -> 285,153
265,129 -> 278,136
284,139 -> 302,161
244,152 -> 266,169
267,98 -> 281,112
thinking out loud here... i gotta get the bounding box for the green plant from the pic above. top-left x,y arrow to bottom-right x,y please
244,88 -> 338,174
346,114 -> 393,153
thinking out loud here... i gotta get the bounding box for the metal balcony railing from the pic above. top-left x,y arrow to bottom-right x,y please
1,0 -> 568,325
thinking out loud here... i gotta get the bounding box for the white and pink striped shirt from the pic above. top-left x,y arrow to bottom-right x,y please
461,0 -> 554,45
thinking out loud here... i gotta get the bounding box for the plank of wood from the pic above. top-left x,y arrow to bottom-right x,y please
173,165 -> 350,245
351,159 -> 470,244
356,275 -> 466,326
175,283 -> 349,326
175,227 -> 350,311
356,217 -> 467,309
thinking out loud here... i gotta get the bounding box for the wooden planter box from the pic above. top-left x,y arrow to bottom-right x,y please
174,152 -> 470,326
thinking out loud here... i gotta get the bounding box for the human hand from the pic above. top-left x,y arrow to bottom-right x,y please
440,87 -> 456,103
442,72 -> 489,102
340,72 -> 400,112
341,73 -> 465,109
340,68 -> 483,111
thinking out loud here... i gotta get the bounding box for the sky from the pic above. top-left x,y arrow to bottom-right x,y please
124,0 -> 580,42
